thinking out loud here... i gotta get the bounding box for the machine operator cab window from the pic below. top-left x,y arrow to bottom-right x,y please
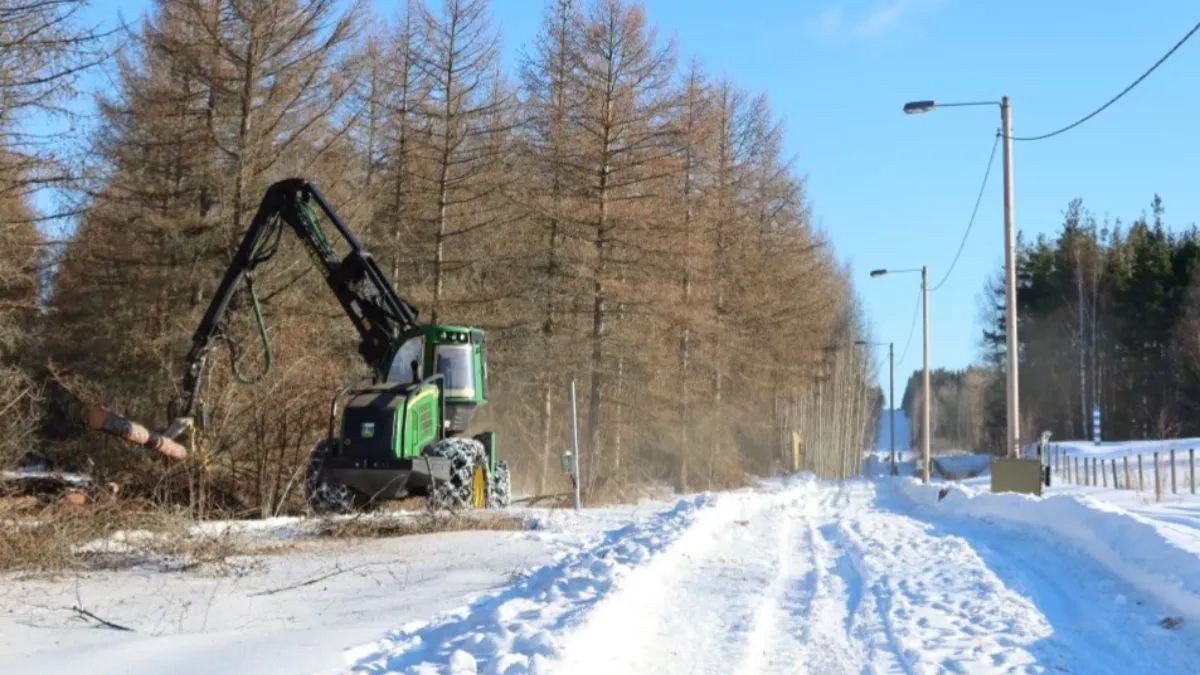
435,342 -> 476,399
386,331 -> 479,401
387,336 -> 424,385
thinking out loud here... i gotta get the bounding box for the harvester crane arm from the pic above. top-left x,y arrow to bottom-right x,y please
175,178 -> 418,419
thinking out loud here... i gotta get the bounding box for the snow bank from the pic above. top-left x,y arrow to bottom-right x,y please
863,454 -> 917,478
930,453 -> 990,478
900,480 -> 1200,619
345,494 -> 715,674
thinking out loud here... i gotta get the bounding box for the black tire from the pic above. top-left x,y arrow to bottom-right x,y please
489,460 -> 511,508
304,440 -> 358,515
424,437 -> 488,511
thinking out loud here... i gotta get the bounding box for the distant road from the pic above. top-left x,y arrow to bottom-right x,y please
874,408 -> 911,452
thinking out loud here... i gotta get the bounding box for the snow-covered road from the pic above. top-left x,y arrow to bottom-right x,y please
7,476 -> 1200,674
355,477 -> 1200,674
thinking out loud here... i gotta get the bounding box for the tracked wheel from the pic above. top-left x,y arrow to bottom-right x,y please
424,437 -> 489,511
304,440 -> 359,514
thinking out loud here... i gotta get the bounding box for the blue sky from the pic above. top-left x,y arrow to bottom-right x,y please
75,1 -> 1200,404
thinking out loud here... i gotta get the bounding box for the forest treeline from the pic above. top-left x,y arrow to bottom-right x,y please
900,196 -> 1200,454
899,366 -> 996,453
1,0 -> 873,515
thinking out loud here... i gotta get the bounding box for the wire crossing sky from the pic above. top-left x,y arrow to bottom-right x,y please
1010,18 -> 1200,142
928,132 -> 1000,293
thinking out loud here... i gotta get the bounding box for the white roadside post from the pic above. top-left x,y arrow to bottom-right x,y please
565,379 -> 582,510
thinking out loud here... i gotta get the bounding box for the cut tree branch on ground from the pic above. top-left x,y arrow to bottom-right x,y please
247,561 -> 402,597
69,605 -> 135,632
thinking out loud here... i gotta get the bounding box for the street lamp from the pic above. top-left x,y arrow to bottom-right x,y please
856,339 -> 896,474
871,266 -> 930,483
902,96 -> 1020,459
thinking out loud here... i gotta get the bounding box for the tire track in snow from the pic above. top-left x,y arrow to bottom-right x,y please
553,484 -> 802,675
733,484 -> 813,675
771,484 -> 868,675
833,481 -> 1050,673
343,494 -> 715,674
738,481 -> 879,675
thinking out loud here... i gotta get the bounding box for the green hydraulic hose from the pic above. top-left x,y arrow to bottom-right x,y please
230,200 -> 327,386
231,275 -> 272,385
297,200 -> 333,258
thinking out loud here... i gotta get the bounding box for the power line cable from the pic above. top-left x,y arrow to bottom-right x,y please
1011,18 -> 1200,142
929,132 -> 1001,292
895,286 -> 922,368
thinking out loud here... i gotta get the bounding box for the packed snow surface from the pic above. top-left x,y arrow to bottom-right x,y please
7,476 -> 1200,673
353,477 -> 1200,674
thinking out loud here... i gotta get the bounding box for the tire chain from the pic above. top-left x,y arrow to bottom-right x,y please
425,437 -> 488,511
304,440 -> 357,514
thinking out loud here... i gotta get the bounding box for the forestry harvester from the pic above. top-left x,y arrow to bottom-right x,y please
90,178 -> 509,513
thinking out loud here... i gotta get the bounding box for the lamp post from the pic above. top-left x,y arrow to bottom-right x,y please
902,97 -> 1020,458
856,339 -> 896,474
871,267 -> 930,483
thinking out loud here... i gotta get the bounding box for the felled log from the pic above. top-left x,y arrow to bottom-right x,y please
0,470 -> 98,506
86,407 -> 187,460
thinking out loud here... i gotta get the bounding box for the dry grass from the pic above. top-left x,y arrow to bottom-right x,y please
0,498 -> 240,574
0,487 -> 528,574
312,511 -> 528,539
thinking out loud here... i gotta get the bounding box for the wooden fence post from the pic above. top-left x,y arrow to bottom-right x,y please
1111,459 -> 1118,490
1138,454 -> 1145,492
1093,457 -> 1099,486
1171,449 -> 1178,495
1191,448 -> 1196,495
1083,457 -> 1090,486
1155,452 -> 1162,503
1102,459 -> 1108,487
1073,457 -> 1079,484
1124,455 -> 1131,490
